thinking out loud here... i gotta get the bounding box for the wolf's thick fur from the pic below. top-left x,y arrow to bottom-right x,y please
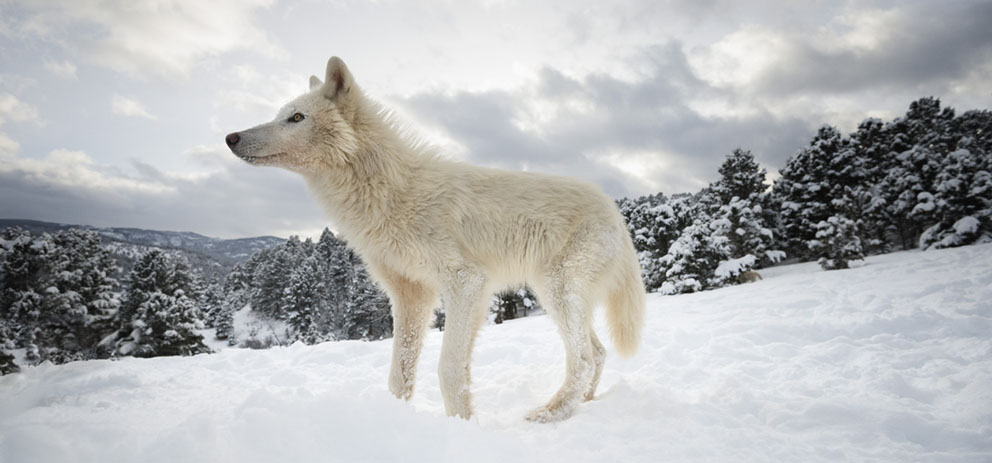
227,57 -> 646,422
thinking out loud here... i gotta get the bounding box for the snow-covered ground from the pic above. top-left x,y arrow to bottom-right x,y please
2,244 -> 991,462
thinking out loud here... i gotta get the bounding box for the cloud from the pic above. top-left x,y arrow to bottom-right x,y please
111,94 -> 156,120
0,148 -> 173,195
0,143 -> 326,239
398,43 -> 813,198
689,1 -> 992,97
0,132 -> 19,158
42,59 -> 77,78
7,0 -> 282,80
0,93 -> 40,126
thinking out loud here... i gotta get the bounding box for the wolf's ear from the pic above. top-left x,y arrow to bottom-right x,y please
309,75 -> 323,90
322,56 -> 354,101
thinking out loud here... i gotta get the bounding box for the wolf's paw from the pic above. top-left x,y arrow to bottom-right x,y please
525,404 -> 573,423
388,375 -> 414,401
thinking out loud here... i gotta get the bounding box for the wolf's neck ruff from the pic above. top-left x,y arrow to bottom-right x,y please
303,105 -> 433,247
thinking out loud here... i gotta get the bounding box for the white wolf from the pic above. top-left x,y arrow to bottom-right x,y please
226,57 -> 646,422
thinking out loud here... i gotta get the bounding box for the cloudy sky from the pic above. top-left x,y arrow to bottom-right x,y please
1,0 -> 990,239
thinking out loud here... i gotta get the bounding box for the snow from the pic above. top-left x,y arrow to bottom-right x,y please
714,254 -> 756,278
230,305 -> 291,347
954,216 -> 980,235
764,249 -> 786,263
2,244 -> 991,462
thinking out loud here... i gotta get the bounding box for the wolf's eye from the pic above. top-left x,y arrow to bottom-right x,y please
289,113 -> 305,123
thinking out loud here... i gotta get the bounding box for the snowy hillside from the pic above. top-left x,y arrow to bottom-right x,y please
0,218 -> 284,267
1,244 -> 990,463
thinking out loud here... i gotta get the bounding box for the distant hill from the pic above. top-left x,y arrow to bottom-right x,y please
0,219 -> 285,281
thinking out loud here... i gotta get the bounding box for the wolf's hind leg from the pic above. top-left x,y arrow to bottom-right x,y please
526,281 -> 595,423
584,331 -> 607,401
527,226 -> 614,422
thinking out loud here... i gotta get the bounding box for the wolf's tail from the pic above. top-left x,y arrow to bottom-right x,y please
605,239 -> 646,358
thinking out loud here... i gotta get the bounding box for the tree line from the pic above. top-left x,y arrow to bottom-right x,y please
0,228 -> 394,373
620,97 -> 990,294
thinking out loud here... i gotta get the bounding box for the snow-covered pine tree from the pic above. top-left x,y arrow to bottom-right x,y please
214,261 -> 253,343
119,250 -> 171,329
129,290 -> 209,357
342,255 -> 392,341
48,229 -> 119,360
658,149 -> 781,294
874,98 -> 956,249
316,231 -> 347,340
0,228 -> 43,357
809,213 -> 864,270
658,219 -> 730,295
918,138 -> 992,248
951,109 -> 992,155
117,250 -> 208,357
0,292 -> 19,373
617,193 -> 691,292
0,228 -> 120,364
709,148 -> 782,268
0,349 -> 17,375
711,197 -> 777,273
491,287 -> 539,324
250,236 -> 301,319
284,254 -> 327,344
714,148 -> 767,205
200,280 -> 224,331
773,126 -> 844,261
848,117 -> 892,253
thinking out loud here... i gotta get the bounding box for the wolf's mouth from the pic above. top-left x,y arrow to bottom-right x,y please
237,152 -> 287,164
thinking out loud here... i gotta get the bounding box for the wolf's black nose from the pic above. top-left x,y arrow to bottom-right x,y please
226,132 -> 240,147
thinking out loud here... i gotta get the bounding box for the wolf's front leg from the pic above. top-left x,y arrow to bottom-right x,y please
381,274 -> 437,401
437,268 -> 489,419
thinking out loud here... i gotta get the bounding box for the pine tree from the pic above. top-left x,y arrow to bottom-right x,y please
200,280 -> 225,329
129,290 -> 209,357
117,250 -> 208,357
431,308 -> 445,332
710,148 -> 782,267
714,148 -> 768,205
658,219 -> 730,294
849,118 -> 892,253
491,287 -> 539,324
0,229 -> 120,363
0,312 -> 19,374
215,262 -> 252,342
284,255 -> 327,344
874,98 -> 956,249
918,140 -> 992,248
46,229 -> 120,360
0,349 -> 17,375
251,237 -> 300,318
618,193 -> 692,292
773,126 -> 845,260
0,228 -> 43,355
342,255 -> 391,341
810,214 -> 864,270
322,233 -> 355,340
119,250 -> 171,329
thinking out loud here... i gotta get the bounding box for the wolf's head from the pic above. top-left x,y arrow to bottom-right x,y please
226,57 -> 363,174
